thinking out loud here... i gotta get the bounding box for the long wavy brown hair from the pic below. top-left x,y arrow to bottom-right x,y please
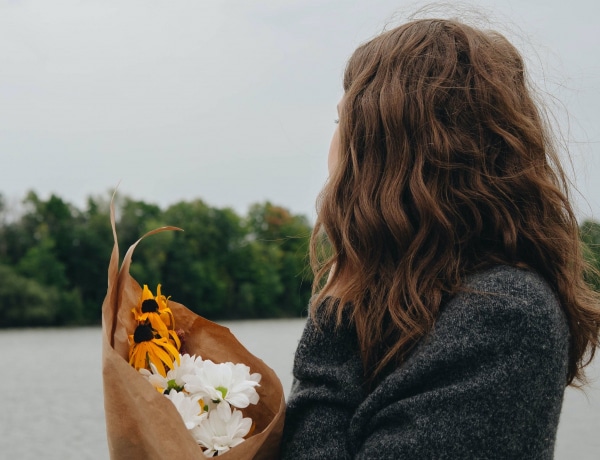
310,18 -> 600,386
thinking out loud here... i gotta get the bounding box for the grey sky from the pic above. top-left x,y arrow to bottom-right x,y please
1,0 -> 599,222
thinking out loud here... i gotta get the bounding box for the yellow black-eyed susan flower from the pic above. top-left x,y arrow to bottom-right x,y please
129,323 -> 181,376
132,284 -> 175,339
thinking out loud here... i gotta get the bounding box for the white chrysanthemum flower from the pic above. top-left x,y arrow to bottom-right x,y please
191,402 -> 252,457
183,359 -> 261,408
164,390 -> 207,430
140,353 -> 203,393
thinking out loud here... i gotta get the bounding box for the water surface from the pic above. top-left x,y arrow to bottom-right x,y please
0,321 -> 597,459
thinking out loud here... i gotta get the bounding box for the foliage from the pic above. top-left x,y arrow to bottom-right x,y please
5,188 -> 596,329
0,191 -> 313,327
580,220 -> 600,291
0,264 -> 84,327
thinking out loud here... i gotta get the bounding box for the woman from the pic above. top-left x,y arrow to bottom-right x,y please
281,18 -> 600,459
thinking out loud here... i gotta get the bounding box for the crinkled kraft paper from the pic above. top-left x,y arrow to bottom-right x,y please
101,200 -> 285,459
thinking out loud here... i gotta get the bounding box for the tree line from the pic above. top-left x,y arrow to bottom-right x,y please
2,191 -> 600,328
0,191 -> 314,327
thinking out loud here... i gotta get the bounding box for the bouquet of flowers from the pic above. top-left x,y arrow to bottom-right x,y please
101,198 -> 285,459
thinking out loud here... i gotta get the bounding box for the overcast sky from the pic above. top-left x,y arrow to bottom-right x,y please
1,0 -> 599,222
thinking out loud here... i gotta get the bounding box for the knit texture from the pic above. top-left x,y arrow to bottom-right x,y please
281,266 -> 570,459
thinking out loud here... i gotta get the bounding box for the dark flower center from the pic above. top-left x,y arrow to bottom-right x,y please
141,298 -> 159,313
133,324 -> 155,343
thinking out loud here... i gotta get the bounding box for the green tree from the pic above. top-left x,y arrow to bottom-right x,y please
580,220 -> 600,291
69,195 -> 114,323
160,200 -> 242,317
0,264 -> 83,326
228,240 -> 284,318
0,190 -> 315,327
246,202 -> 313,316
16,229 -> 69,288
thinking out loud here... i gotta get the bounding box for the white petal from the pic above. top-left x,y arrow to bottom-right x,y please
216,401 -> 232,422
226,393 -> 250,409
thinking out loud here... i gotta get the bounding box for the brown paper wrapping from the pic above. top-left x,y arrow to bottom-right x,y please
102,200 -> 285,459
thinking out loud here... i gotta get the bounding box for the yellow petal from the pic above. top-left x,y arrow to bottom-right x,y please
132,308 -> 147,321
160,309 -> 175,330
149,346 -> 173,376
141,284 -> 154,302
129,345 -> 146,370
168,330 -> 181,351
163,340 -> 180,364
149,315 -> 169,339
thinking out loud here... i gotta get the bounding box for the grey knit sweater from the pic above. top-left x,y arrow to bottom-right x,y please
281,266 -> 570,459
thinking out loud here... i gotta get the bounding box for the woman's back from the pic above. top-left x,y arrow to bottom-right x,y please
281,15 -> 600,459
283,265 -> 569,459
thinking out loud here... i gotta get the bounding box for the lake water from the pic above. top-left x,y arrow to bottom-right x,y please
0,319 -> 598,459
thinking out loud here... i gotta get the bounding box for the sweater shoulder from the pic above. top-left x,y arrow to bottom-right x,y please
453,265 -> 565,324
465,265 -> 554,298
421,265 -> 570,376
348,266 -> 570,459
